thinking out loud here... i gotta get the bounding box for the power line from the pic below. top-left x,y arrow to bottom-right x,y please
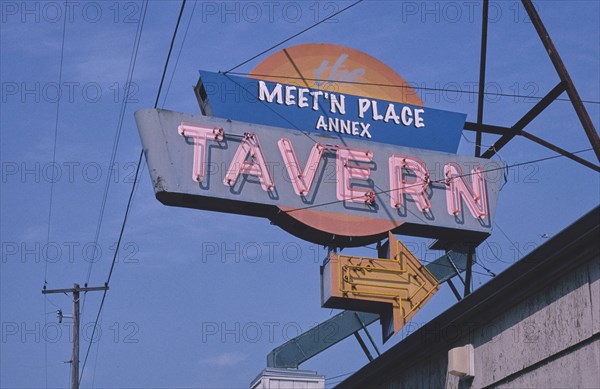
154,0 -> 188,109
352,237 -> 495,278
33,0 -> 593,384
76,1 -> 592,381
44,2 -> 68,386
45,295 -> 63,311
219,72 -> 596,210
162,0 -> 198,107
46,0 -> 68,285
83,0 -> 149,308
225,72 -> 600,105
219,74 -> 592,227
325,371 -> 356,387
280,148 -> 594,214
79,0 -> 188,383
227,41 -> 593,286
494,221 -> 524,259
223,60 -> 592,278
65,362 -> 70,389
221,51 -> 584,299
78,0 -> 149,379
325,371 -> 355,381
79,150 -> 144,384
90,309 -> 104,389
223,0 -> 364,74
480,239 -> 503,274
475,257 -> 497,277
419,257 -> 494,278
222,73 -> 322,146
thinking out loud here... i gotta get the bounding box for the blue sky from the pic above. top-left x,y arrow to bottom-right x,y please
1,1 -> 599,387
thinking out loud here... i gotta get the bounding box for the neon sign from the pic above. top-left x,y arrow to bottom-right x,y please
136,43 -> 504,248
135,109 -> 502,247
179,121 -> 490,218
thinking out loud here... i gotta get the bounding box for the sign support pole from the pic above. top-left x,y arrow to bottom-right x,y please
464,247 -> 474,297
42,283 -> 109,389
354,312 -> 380,357
353,332 -> 374,362
521,0 -> 600,161
475,0 -> 489,157
447,279 -> 463,301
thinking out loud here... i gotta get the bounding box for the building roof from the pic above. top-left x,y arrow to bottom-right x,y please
338,206 -> 600,388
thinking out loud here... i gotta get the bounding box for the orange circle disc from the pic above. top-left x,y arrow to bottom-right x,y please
251,43 -> 421,245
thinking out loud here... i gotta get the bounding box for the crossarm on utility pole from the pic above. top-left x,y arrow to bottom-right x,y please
42,283 -> 108,389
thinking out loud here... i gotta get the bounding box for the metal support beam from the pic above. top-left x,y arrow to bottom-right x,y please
267,310 -> 379,368
267,247 -> 472,368
354,312 -> 380,356
466,118 -> 599,171
521,0 -> 600,162
512,82 -> 567,131
520,131 -> 600,172
464,122 -> 515,136
429,246 -> 469,284
482,82 -> 566,158
447,254 -> 467,287
353,332 -> 374,362
447,279 -> 463,302
478,2 -> 600,164
475,0 -> 489,157
464,247 -> 474,297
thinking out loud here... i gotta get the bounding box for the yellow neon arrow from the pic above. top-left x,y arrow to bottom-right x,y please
325,232 -> 440,337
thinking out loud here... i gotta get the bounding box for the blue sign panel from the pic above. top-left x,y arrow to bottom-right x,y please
196,71 -> 466,153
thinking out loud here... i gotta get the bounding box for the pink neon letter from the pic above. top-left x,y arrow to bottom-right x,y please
336,147 -> 374,204
178,122 -> 224,183
444,163 -> 488,219
388,155 -> 431,212
224,132 -> 274,192
278,138 -> 326,196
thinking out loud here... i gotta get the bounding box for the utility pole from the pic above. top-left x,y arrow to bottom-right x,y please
42,283 -> 108,389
